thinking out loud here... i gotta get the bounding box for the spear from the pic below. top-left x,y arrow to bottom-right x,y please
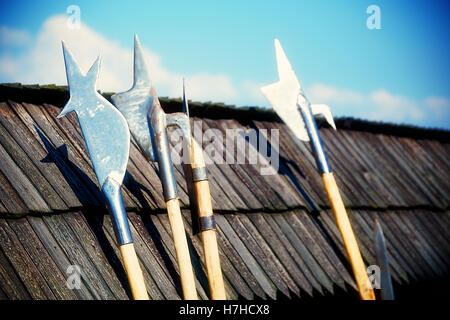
374,219 -> 395,300
57,42 -> 149,300
260,39 -> 375,300
112,36 -> 198,300
182,80 -> 227,300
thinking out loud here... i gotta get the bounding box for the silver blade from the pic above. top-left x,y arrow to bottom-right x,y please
374,219 -> 395,300
58,41 -> 130,187
260,39 -> 336,141
260,39 -> 308,141
112,36 -> 192,160
164,78 -> 191,147
111,35 -> 155,161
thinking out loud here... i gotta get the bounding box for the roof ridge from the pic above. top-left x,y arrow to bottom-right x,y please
1,83 -> 449,142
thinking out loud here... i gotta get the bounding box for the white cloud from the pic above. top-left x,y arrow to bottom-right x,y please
305,83 -> 447,126
424,96 -> 450,117
0,15 -> 239,103
308,83 -> 364,105
0,26 -> 31,46
241,80 -> 267,106
181,73 -> 237,104
369,89 -> 424,122
0,55 -> 18,75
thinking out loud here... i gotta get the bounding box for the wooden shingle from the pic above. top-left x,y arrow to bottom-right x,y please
0,85 -> 448,300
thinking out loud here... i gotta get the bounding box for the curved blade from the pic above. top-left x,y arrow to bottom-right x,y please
58,41 -> 130,186
374,219 -> 395,300
311,104 -> 336,130
111,35 -> 155,161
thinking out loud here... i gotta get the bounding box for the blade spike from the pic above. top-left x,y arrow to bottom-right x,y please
311,104 -> 336,130
274,38 -> 300,87
57,100 -> 75,118
61,41 -> 83,86
86,55 -> 101,88
133,34 -> 150,88
111,35 -> 155,161
182,78 -> 190,118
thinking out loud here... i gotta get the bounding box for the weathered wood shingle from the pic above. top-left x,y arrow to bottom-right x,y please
0,85 -> 448,300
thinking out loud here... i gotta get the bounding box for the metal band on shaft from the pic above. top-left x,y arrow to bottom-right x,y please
199,216 -> 216,231
192,166 -> 208,182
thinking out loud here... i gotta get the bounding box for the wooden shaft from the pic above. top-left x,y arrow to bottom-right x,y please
166,198 -> 198,300
193,180 -> 227,300
322,172 -> 376,300
119,243 -> 149,300
190,138 -> 227,300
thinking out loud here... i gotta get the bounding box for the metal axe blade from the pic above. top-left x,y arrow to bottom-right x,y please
112,36 -> 191,199
260,39 -> 375,300
57,41 -> 148,299
260,39 -> 336,142
112,36 -> 198,300
112,35 -> 191,162
59,41 -> 130,191
111,35 -> 156,161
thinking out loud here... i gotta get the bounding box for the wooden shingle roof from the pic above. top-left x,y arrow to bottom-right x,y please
0,84 -> 449,300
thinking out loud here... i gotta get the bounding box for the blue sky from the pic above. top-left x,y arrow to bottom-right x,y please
0,0 -> 449,129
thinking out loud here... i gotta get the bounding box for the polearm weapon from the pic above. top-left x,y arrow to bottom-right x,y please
112,36 -> 198,300
261,39 -> 375,300
374,219 -> 394,300
57,42 -> 149,300
182,81 -> 227,300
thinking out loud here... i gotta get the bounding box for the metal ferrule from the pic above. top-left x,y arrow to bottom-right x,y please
199,216 -> 216,231
148,95 -> 179,201
297,94 -> 331,174
102,176 -> 133,245
192,166 -> 208,182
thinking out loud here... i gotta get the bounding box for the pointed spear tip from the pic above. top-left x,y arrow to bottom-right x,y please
132,34 -> 150,87
61,40 -> 71,57
86,55 -> 101,82
61,40 -> 72,53
182,78 -> 189,117
274,38 -> 283,51
134,34 -> 142,48
374,218 -> 381,229
150,86 -> 157,97
133,34 -> 144,59
57,101 -> 75,118
60,40 -> 85,91
374,219 -> 385,240
61,40 -> 76,61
